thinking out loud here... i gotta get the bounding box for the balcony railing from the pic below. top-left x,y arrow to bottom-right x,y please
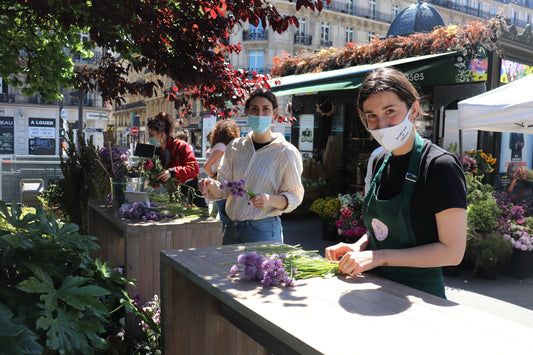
69,98 -> 94,107
294,34 -> 313,45
0,93 -> 15,103
244,67 -> 270,75
243,30 -> 268,41
324,1 -> 394,24
320,40 -> 333,47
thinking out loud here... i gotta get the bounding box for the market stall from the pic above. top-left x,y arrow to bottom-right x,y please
458,73 -> 533,133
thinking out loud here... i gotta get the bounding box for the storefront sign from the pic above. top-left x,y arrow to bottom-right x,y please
28,118 -> 56,155
299,114 -> 314,152
499,132 -> 533,174
0,116 -> 14,154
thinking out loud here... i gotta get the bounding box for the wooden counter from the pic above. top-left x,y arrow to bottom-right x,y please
88,200 -> 222,305
161,243 -> 533,355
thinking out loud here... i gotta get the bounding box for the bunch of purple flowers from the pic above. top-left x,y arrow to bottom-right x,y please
220,179 -> 256,198
118,201 -> 183,221
95,144 -> 131,178
230,251 -> 295,287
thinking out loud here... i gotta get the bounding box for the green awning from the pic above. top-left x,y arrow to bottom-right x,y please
270,51 -> 466,96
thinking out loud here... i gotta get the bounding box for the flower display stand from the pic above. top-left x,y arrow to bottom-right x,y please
504,249 -> 533,280
160,242 -> 533,354
87,200 -> 222,307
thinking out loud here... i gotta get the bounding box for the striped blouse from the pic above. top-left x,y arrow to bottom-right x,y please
207,132 -> 304,221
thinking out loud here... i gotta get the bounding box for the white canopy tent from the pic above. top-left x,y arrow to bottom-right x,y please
458,74 -> 533,133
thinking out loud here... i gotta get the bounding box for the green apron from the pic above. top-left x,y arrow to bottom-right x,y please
363,133 -> 445,298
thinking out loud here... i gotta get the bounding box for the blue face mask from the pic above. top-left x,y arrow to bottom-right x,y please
148,136 -> 160,147
248,115 -> 272,134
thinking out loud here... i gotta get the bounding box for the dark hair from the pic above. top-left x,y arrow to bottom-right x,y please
244,87 -> 279,111
210,119 -> 240,146
357,67 -> 420,121
176,131 -> 189,141
147,112 -> 174,136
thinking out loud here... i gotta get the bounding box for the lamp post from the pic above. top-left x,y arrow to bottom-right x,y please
70,90 -> 84,151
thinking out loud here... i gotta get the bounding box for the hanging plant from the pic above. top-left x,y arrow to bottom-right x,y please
315,97 -> 335,117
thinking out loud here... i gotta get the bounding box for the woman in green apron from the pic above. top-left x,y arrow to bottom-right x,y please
325,68 -> 467,298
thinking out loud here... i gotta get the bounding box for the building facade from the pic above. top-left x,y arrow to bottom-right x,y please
0,40 -> 111,156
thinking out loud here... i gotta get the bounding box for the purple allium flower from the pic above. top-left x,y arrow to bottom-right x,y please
230,265 -> 239,276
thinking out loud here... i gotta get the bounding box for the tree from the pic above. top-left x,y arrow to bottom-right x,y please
0,0 -> 329,116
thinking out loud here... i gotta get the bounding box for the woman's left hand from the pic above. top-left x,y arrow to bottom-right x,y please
156,170 -> 171,182
249,193 -> 270,209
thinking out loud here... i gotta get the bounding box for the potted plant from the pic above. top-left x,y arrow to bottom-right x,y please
334,192 -> 367,243
465,182 -> 513,279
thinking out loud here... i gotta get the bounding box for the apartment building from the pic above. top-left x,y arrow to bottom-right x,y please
0,38 -> 111,156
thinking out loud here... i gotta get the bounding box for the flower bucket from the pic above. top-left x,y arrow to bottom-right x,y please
504,249 -> 533,280
110,177 -> 146,209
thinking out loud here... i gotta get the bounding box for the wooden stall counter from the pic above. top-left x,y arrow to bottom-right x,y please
161,243 -> 533,355
88,200 -> 222,305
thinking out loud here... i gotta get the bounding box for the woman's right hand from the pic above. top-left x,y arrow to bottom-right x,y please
199,178 -> 216,196
325,243 -> 356,261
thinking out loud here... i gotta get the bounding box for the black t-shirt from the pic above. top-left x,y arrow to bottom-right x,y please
370,140 -> 467,245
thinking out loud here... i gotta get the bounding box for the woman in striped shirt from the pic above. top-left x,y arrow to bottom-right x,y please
199,88 -> 304,244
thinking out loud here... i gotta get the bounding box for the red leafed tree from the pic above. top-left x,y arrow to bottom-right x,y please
1,0 -> 329,117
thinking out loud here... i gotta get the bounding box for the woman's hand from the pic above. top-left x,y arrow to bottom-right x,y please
156,170 -> 171,182
249,193 -> 270,209
337,250 -> 377,277
325,242 -> 355,261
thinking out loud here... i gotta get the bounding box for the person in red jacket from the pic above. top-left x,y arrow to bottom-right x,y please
147,112 -> 207,208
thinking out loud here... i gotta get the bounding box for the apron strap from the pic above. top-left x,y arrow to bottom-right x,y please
403,133 -> 424,196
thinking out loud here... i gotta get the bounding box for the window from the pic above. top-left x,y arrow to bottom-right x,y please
392,4 -> 399,18
490,7 -> 497,17
249,51 -> 264,73
369,0 -> 377,20
321,22 -> 330,45
347,0 -> 355,14
368,31 -> 376,43
250,19 -> 262,34
345,27 -> 354,44
297,18 -> 306,37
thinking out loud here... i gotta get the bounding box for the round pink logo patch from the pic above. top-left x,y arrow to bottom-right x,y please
371,218 -> 388,241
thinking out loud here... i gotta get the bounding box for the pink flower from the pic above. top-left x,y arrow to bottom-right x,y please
144,159 -> 154,169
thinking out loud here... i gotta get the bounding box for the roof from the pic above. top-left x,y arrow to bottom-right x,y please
270,51 -> 461,96
387,1 -> 445,37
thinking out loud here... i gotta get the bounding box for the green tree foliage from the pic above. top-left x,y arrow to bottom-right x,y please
0,202 -> 137,354
56,130 -> 109,234
0,0 -> 328,116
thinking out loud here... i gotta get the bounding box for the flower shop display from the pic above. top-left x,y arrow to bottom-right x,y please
464,172 -> 514,278
335,193 -> 367,243
462,149 -> 497,178
229,245 -> 339,287
142,156 -> 181,202
132,294 -> 161,353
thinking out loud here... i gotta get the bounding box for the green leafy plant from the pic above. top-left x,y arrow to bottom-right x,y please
467,231 -> 513,274
56,130 -> 109,234
0,202 -> 137,354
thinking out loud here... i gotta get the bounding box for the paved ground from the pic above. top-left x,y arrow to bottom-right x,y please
281,213 -> 533,328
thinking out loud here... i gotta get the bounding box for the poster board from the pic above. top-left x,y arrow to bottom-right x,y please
0,116 -> 14,154
28,118 -> 56,155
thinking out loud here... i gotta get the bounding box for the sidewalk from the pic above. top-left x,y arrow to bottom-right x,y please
281,213 -> 533,328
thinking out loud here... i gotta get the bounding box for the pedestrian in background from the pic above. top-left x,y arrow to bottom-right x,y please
203,119 -> 241,233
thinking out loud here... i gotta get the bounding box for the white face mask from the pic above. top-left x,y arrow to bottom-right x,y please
368,108 -> 413,151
